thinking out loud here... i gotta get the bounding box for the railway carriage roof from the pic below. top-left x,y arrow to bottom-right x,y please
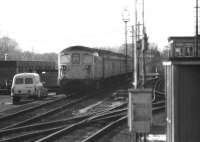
61,45 -> 129,58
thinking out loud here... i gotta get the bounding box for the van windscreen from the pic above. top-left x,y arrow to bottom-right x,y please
15,78 -> 23,84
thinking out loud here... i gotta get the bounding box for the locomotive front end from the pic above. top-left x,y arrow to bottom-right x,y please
58,46 -> 95,92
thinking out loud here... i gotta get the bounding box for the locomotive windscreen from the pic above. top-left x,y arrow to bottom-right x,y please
83,54 -> 93,64
60,54 -> 71,64
71,53 -> 80,64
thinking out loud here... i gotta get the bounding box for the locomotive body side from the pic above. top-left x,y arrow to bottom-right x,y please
102,54 -> 124,78
58,46 -> 133,92
93,54 -> 103,79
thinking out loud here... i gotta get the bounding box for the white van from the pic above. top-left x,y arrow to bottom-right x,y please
11,73 -> 47,104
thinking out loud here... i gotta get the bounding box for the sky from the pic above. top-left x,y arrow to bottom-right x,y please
0,0 -> 195,53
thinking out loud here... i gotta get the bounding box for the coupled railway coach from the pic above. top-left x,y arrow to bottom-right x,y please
0,60 -> 57,94
58,45 -> 133,92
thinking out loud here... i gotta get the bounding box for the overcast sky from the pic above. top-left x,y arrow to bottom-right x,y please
0,0 -> 195,53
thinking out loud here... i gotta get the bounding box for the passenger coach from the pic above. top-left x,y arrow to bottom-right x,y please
58,46 -> 133,92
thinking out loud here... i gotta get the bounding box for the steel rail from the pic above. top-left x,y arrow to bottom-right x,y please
0,115 -> 89,137
0,113 -> 126,142
82,104 -> 166,142
35,101 -> 165,142
87,108 -> 127,121
92,112 -> 126,122
81,116 -> 127,142
3,96 -> 87,130
0,96 -> 66,121
0,92 -> 79,122
35,104 -> 128,142
0,126 -> 64,142
0,100 -> 127,141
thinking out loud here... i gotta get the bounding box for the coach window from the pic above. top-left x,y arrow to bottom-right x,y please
83,54 -> 93,64
72,53 -> 80,64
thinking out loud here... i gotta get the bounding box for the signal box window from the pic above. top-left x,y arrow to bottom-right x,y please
72,53 -> 80,64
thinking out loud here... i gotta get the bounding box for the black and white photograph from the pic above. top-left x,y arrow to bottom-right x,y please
0,0 -> 199,142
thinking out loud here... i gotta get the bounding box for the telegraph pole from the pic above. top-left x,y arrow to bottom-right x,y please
133,0 -> 138,89
141,0 -> 146,87
125,20 -> 128,73
132,25 -> 134,73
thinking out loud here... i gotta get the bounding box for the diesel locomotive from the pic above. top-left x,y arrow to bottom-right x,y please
58,46 -> 133,92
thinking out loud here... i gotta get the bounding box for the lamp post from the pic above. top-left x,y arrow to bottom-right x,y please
122,9 -> 130,73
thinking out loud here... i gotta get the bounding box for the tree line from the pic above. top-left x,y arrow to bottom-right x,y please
0,36 -> 57,63
0,36 -> 168,65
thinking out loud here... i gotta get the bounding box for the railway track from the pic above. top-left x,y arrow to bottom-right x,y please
3,96 -> 87,130
0,102 -> 127,142
0,92 -> 80,130
34,102 -> 164,142
35,106 -> 127,142
0,84 -> 165,142
81,116 -> 127,142
81,102 -> 165,142
0,87 -> 128,141
0,101 -> 164,142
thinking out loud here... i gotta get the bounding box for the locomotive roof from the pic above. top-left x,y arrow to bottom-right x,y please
61,45 -> 128,57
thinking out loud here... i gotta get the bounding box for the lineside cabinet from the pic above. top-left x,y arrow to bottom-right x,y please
164,58 -> 200,142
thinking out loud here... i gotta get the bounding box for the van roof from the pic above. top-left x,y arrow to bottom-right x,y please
14,73 -> 39,78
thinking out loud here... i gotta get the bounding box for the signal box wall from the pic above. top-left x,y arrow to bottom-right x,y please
165,58 -> 200,142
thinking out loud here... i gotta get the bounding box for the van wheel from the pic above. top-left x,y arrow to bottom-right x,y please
12,96 -> 20,104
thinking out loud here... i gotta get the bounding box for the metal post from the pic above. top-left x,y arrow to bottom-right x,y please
196,0 -> 199,56
125,21 -> 128,73
134,24 -> 138,89
137,22 -> 140,87
122,9 -> 129,73
141,0 -> 146,87
133,0 -> 138,89
134,0 -> 138,88
132,25 -> 135,74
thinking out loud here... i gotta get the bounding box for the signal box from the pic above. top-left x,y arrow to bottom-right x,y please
164,57 -> 200,142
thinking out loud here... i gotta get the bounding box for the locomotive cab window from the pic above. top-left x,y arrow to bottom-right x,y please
83,54 -> 93,64
72,53 -> 80,64
60,54 -> 71,64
